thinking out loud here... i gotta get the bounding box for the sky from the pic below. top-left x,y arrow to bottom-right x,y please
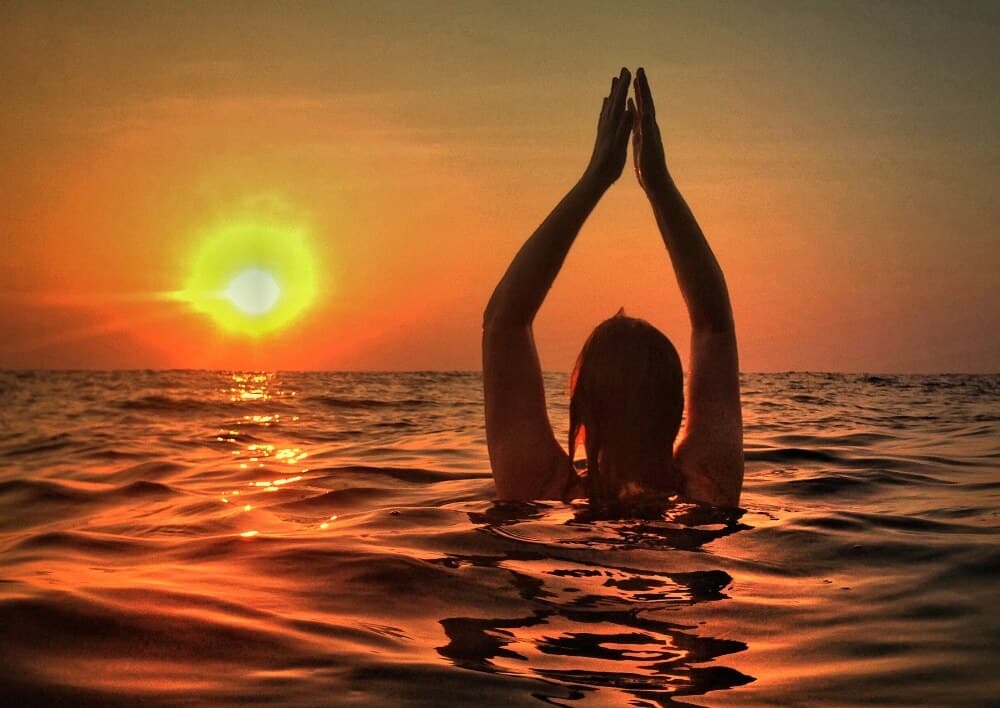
2,0 -> 997,372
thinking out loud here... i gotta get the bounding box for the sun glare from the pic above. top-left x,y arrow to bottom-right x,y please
225,268 -> 281,315
180,216 -> 319,336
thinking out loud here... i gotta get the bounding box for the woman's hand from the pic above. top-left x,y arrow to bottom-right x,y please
631,68 -> 671,194
584,67 -> 634,189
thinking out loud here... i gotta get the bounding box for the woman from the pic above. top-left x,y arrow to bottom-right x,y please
482,68 -> 743,509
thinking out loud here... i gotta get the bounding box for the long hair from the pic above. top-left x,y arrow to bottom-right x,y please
568,311 -> 685,505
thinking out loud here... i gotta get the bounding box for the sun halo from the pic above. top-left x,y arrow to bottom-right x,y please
180,220 -> 318,336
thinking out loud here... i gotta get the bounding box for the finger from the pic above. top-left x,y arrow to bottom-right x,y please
616,67 -> 629,94
615,67 -> 630,105
627,97 -> 638,137
610,67 -> 631,121
633,75 -> 645,122
637,67 -> 656,120
617,104 -> 634,146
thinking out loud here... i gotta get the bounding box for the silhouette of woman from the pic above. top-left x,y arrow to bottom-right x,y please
483,68 -> 743,509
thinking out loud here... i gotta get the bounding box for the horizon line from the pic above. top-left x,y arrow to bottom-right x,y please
1,368 -> 997,376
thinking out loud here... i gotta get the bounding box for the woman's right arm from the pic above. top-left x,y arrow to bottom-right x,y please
632,68 -> 744,507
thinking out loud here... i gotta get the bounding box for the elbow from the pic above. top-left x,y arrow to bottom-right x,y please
482,301 -> 500,331
482,290 -> 503,330
690,309 -> 735,334
483,300 -> 530,331
687,277 -> 735,333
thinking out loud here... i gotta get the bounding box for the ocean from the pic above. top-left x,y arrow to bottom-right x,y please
0,370 -> 997,706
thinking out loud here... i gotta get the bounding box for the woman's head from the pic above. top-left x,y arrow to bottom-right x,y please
569,310 -> 684,503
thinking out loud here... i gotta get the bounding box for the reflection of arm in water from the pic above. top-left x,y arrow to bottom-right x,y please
632,68 -> 744,507
483,69 -> 635,501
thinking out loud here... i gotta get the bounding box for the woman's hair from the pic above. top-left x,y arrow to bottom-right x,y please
568,310 -> 685,505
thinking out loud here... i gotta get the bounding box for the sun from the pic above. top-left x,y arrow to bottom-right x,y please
180,218 -> 318,336
225,268 -> 281,315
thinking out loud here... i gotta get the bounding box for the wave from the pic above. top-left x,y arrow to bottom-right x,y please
755,468 -> 954,498
304,394 -> 434,410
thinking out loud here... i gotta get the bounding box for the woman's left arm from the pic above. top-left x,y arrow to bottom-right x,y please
484,68 -> 633,500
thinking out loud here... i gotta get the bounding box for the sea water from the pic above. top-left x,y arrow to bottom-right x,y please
0,371 -> 997,706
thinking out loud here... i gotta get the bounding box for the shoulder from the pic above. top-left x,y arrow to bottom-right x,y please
535,452 -> 581,501
675,439 -> 743,508
677,324 -> 743,507
494,445 -> 576,502
557,460 -> 587,501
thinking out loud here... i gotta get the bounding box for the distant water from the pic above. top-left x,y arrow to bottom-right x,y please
0,371 -> 997,706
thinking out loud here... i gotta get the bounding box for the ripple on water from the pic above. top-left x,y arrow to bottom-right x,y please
0,371 -> 996,705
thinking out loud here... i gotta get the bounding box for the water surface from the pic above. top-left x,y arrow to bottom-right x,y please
0,371 -> 997,705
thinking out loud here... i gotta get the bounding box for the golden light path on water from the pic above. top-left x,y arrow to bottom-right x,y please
221,374 -> 293,539
220,374 -> 341,540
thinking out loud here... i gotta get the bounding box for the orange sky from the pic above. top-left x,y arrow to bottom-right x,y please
2,1 -> 998,372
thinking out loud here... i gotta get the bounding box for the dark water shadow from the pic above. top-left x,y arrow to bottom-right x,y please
434,502 -> 755,704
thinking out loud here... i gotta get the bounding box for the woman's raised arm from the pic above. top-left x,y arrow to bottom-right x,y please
631,68 -> 744,507
483,68 -> 633,500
